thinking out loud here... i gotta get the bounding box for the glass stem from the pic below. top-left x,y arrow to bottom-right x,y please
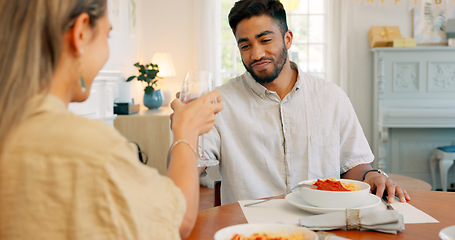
198,135 -> 204,159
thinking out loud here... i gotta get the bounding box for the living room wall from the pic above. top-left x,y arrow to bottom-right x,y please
347,4 -> 412,143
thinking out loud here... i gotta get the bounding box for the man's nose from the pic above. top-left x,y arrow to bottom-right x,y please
251,45 -> 265,61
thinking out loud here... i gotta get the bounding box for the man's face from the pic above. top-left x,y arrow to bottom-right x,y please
234,15 -> 290,84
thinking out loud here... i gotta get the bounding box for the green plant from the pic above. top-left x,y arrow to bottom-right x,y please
126,62 -> 162,94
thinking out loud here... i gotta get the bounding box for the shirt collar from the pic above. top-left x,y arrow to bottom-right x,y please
24,94 -> 67,118
243,61 -> 305,99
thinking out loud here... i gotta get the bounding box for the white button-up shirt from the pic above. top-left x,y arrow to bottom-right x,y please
204,63 -> 374,205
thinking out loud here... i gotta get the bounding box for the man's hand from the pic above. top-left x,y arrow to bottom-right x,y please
342,164 -> 411,203
363,172 -> 410,203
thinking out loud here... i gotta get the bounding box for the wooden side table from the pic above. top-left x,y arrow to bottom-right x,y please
114,106 -> 173,176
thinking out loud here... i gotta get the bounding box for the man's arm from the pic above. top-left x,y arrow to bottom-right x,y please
341,163 -> 371,181
342,163 -> 410,203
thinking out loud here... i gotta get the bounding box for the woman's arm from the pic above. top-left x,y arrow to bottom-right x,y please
167,90 -> 223,239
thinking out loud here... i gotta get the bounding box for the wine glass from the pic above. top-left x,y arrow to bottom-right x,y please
180,70 -> 219,167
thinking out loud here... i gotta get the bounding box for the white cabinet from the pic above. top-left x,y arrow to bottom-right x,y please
68,71 -> 122,126
372,47 -> 455,187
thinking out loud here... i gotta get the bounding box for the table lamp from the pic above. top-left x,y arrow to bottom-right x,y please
151,52 -> 176,106
151,52 -> 176,78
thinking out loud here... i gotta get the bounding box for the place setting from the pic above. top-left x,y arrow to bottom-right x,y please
284,178 -> 382,215
233,178 -> 439,239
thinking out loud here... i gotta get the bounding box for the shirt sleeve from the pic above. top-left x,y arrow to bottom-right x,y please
338,90 -> 374,174
202,122 -> 221,163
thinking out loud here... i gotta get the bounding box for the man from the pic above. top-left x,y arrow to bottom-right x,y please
204,0 -> 410,205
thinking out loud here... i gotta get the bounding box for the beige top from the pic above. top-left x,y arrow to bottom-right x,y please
0,95 -> 185,239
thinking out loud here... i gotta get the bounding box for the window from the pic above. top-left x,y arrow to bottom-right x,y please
219,0 -> 326,83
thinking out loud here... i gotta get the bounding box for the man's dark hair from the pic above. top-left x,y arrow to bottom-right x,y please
228,0 -> 288,36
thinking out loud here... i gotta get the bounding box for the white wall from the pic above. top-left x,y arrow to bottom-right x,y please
347,5 -> 412,143
102,0 -> 141,104
135,0 -> 197,106
101,0 -> 196,107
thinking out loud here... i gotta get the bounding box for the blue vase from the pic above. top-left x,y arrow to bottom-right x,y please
143,89 -> 164,109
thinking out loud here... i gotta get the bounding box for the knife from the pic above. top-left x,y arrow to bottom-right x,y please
382,196 -> 394,210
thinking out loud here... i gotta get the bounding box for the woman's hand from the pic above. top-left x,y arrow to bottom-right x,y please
168,90 -> 222,239
170,90 -> 223,140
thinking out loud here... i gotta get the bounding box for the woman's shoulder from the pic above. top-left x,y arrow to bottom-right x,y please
62,112 -> 127,150
14,109 -> 128,157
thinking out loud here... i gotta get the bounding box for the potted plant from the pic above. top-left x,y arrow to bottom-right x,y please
127,62 -> 164,109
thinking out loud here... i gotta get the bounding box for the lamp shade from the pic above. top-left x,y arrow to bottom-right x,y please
151,52 -> 176,78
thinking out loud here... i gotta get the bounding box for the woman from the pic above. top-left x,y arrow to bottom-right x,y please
0,0 -> 223,239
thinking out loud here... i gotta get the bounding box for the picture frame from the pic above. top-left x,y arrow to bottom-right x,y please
413,0 -> 455,45
128,0 -> 137,34
107,0 -> 121,34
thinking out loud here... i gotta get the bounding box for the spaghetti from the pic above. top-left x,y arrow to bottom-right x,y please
313,177 -> 360,191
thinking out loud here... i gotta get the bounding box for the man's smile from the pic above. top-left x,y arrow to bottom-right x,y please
251,60 -> 272,71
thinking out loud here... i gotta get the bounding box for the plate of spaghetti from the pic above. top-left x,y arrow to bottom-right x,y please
298,178 -> 371,209
214,223 -> 317,240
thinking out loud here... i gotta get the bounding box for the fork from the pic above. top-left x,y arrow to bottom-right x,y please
243,183 -> 317,207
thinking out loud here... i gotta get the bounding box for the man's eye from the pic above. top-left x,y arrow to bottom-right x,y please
262,39 -> 271,43
240,44 -> 250,50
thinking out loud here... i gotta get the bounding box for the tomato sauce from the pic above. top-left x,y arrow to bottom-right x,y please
230,233 -> 304,240
313,178 -> 351,191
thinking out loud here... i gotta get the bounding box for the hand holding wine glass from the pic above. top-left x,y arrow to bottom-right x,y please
168,80 -> 222,239
179,70 -> 220,167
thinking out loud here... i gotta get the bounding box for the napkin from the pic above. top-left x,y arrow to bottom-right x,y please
299,209 -> 404,234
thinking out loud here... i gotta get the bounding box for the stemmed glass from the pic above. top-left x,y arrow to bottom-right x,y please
179,70 -> 219,167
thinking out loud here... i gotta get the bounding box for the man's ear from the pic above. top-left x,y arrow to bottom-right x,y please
284,30 -> 293,50
69,12 -> 91,55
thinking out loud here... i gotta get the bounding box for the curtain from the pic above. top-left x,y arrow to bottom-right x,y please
326,1 -> 350,92
193,0 -> 222,86
193,0 -> 223,187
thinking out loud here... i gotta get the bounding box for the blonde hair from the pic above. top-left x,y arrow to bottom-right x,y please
0,0 -> 106,155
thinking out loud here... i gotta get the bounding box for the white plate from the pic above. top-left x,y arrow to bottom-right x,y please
440,225 -> 455,240
214,223 -> 317,240
285,192 -> 382,214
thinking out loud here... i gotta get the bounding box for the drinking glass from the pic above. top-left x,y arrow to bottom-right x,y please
180,70 -> 219,167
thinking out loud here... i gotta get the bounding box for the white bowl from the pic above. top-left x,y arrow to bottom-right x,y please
440,225 -> 455,240
214,223 -> 317,240
298,179 -> 370,208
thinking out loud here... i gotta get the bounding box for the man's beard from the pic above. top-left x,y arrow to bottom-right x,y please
243,45 -> 288,84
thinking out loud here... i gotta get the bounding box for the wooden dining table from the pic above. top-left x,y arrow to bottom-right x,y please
187,190 -> 455,240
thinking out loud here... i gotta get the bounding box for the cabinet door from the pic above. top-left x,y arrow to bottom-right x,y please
114,108 -> 173,176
